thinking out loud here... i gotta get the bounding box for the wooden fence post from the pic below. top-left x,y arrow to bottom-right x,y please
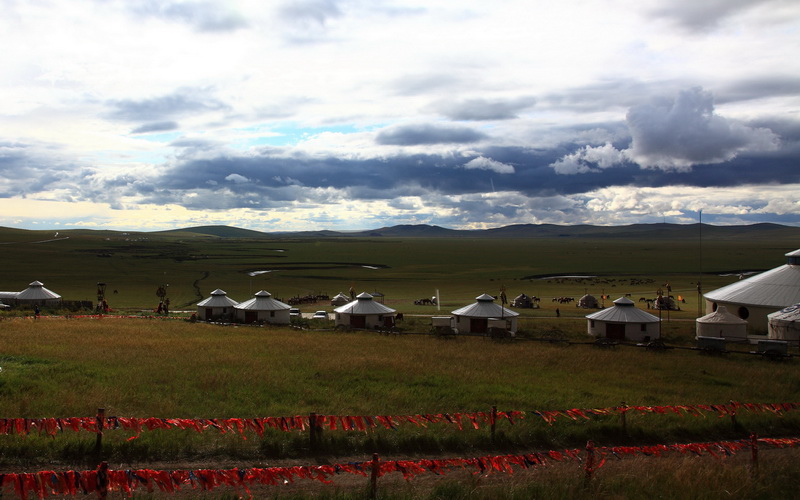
95,408 -> 105,453
369,453 -> 380,499
309,412 -> 318,451
750,433 -> 759,478
619,402 -> 628,436
584,440 -> 595,486
490,405 -> 497,445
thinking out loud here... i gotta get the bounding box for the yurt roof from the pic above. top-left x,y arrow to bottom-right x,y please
235,290 -> 290,311
334,292 -> 396,315
197,289 -> 239,307
704,249 -> 800,308
585,296 -> 659,323
696,305 -> 747,325
451,293 -> 520,318
332,292 -> 350,300
768,304 -> 800,325
16,281 -> 61,300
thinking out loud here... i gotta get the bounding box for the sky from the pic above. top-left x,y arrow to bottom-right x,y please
1,0 -> 799,232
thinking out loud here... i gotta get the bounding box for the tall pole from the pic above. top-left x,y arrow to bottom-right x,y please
698,210 -> 703,318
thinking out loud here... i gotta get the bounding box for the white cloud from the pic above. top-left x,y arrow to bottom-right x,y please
462,156 -> 515,174
550,143 -> 628,174
225,173 -> 250,183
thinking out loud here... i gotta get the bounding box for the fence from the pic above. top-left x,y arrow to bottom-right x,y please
1,435 -> 798,500
2,401 -> 797,448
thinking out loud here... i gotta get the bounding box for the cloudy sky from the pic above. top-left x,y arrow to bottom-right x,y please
2,0 -> 799,232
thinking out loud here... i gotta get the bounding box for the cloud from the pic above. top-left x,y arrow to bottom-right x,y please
107,90 -> 229,122
131,121 -> 180,134
462,156 -> 515,174
550,87 -> 780,173
225,173 -> 250,184
550,143 -> 629,175
645,0 -> 797,31
375,124 -> 487,145
433,97 -> 536,121
277,0 -> 343,26
130,0 -> 248,32
625,87 -> 779,170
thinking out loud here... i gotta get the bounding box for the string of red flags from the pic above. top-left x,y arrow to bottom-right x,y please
1,402 -> 799,440
1,437 -> 799,500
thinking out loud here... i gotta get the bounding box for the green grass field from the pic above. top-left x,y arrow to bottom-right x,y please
1,225 -> 800,498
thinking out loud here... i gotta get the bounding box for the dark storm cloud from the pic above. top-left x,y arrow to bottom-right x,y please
129,0 -> 248,32
625,87 -> 779,169
0,140 -> 81,197
432,97 -> 536,121
106,90 -> 229,122
130,121 -> 180,134
375,124 -> 487,145
119,133 -> 796,213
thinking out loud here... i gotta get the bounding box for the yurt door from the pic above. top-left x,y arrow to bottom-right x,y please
470,318 -> 488,334
245,311 -> 258,323
350,315 -> 366,328
606,323 -> 625,340
205,308 -> 213,319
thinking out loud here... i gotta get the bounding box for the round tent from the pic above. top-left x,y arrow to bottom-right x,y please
196,289 -> 239,321
511,293 -> 533,308
15,280 -> 62,306
695,305 -> 747,340
585,296 -> 659,342
451,293 -> 519,334
330,292 -> 350,307
234,290 -> 291,325
704,248 -> 800,332
768,304 -> 800,345
577,294 -> 599,309
334,292 -> 397,329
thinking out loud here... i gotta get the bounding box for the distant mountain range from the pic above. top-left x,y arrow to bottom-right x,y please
2,222 -> 800,241
156,222 -> 800,240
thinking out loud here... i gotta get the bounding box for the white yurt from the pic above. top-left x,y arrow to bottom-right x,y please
15,281 -> 62,306
767,304 -> 800,345
234,290 -> 291,324
196,289 -> 239,321
695,305 -> 747,340
585,296 -> 660,342
334,292 -> 397,329
451,293 -> 519,334
330,292 -> 350,307
704,248 -> 800,333
577,294 -> 599,309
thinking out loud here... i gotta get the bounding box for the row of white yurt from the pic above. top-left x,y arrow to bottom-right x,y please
334,292 -> 397,329
195,289 -> 290,324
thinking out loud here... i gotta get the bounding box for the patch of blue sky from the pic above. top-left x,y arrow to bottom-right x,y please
136,131 -> 183,143
231,123 -> 369,149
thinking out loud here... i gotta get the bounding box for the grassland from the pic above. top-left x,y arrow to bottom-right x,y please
1,224 -> 800,498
